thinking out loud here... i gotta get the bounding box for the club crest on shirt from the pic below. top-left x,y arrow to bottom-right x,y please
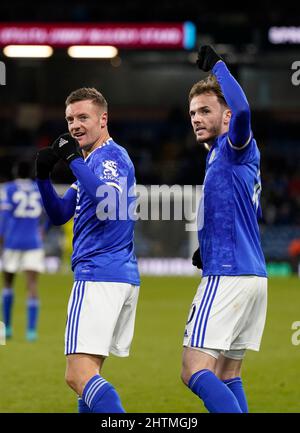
102,160 -> 118,178
208,149 -> 216,165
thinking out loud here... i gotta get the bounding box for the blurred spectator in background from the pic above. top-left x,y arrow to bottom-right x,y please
288,238 -> 300,274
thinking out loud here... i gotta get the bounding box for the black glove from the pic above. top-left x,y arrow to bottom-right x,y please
35,147 -> 60,180
51,133 -> 82,164
196,45 -> 222,72
192,247 -> 203,270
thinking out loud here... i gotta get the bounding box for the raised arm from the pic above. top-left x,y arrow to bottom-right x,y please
52,134 -> 120,206
68,157 -> 119,205
197,45 -> 251,148
36,179 -> 77,225
35,147 -> 76,225
212,61 -> 251,148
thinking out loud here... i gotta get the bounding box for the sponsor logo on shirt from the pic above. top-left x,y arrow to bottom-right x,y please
101,160 -> 119,181
102,160 -> 118,177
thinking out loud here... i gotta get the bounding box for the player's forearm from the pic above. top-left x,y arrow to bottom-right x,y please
212,61 -> 249,112
69,158 -> 119,206
212,61 -> 251,147
36,179 -> 76,225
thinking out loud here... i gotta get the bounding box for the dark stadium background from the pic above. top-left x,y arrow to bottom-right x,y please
1,2 -> 300,269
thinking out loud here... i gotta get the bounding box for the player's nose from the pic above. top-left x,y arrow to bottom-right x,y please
193,113 -> 202,123
71,119 -> 81,131
193,118 -> 202,127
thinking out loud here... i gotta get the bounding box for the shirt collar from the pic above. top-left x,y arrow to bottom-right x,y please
84,137 -> 113,162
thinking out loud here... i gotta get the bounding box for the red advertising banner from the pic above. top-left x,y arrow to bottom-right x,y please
0,22 -> 195,49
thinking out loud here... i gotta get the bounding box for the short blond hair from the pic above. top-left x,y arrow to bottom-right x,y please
65,87 -> 108,111
189,75 -> 227,107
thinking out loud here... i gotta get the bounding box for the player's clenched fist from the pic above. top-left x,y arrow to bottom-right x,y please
51,133 -> 82,164
196,45 -> 223,72
35,147 -> 59,179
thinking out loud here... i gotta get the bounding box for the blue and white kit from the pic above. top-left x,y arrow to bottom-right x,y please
184,62 -> 267,355
37,138 -> 140,356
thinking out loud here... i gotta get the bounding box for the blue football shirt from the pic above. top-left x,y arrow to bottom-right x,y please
0,179 -> 43,250
71,138 -> 140,285
198,134 -> 267,277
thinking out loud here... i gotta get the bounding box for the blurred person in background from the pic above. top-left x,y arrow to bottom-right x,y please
288,238 -> 300,274
0,160 -> 45,341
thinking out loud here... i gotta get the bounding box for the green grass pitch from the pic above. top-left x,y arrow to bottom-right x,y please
0,274 -> 299,413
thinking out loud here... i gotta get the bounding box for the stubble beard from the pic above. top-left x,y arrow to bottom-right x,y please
195,124 -> 220,146
80,142 -> 94,152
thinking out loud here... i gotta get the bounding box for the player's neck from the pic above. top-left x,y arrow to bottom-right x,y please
205,124 -> 229,151
83,132 -> 111,158
204,137 -> 216,151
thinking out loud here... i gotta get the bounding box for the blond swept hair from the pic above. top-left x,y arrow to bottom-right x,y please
65,87 -> 108,111
189,75 -> 227,107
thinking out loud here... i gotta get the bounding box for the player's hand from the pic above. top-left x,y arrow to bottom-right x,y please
192,247 -> 203,269
51,133 -> 82,164
196,45 -> 223,72
35,147 -> 60,180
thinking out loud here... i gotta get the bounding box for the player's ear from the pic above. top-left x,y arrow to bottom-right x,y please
223,108 -> 231,125
100,111 -> 108,128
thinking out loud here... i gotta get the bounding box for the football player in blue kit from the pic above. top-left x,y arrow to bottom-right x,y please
35,88 -> 140,413
181,46 -> 268,413
0,161 -> 44,341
